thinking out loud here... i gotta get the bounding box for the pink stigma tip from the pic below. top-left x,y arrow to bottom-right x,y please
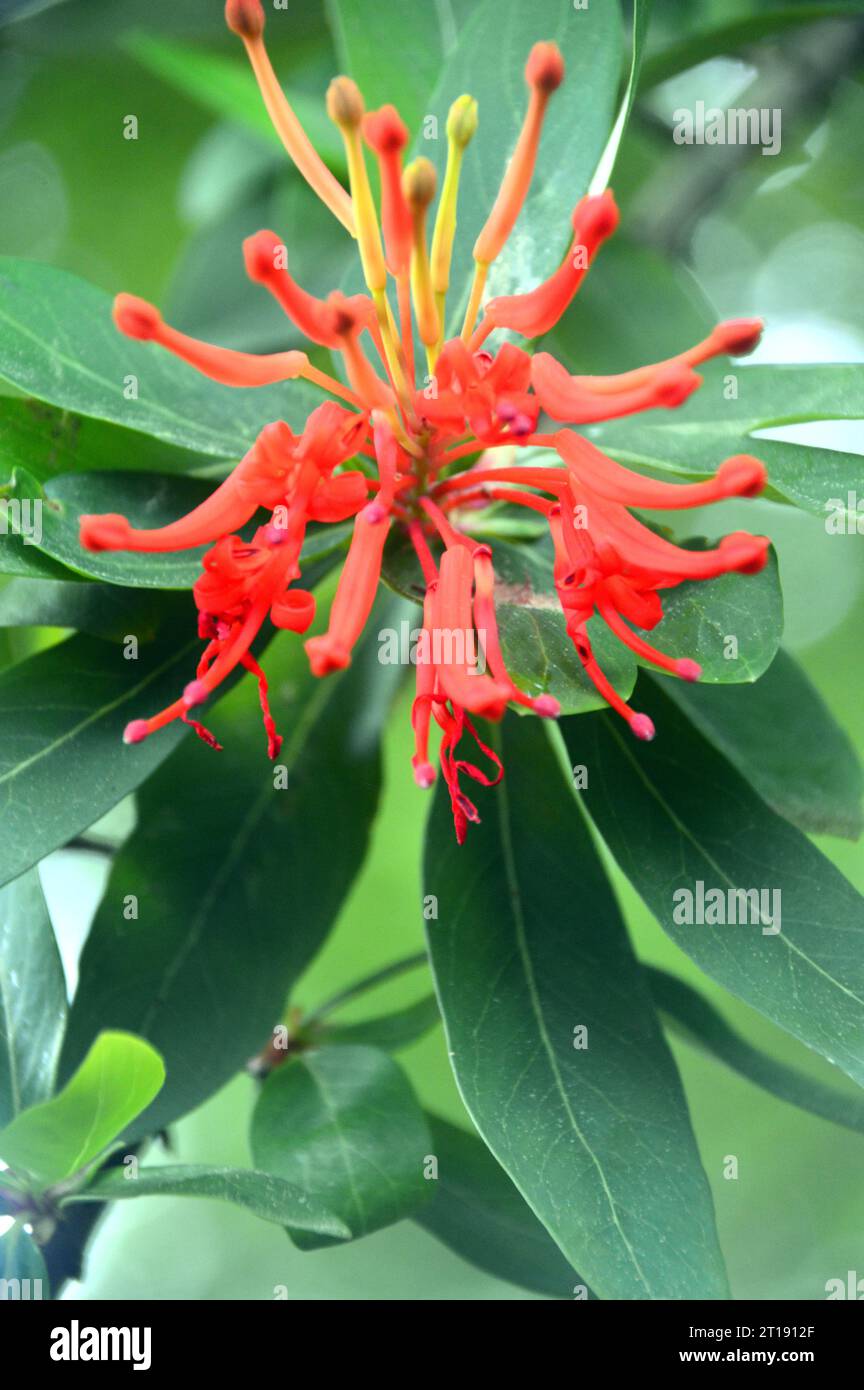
414,762 -> 436,789
363,502 -> 387,524
630,713 -> 655,742
533,694 -> 560,718
183,680 -> 208,709
123,719 -> 150,745
676,658 -> 702,682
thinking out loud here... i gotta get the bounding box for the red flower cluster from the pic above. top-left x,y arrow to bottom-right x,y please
80,0 -> 770,841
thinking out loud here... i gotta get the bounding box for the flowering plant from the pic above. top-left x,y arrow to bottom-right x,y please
0,0 -> 862,1306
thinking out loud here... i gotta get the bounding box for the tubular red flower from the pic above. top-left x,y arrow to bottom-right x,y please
473,41 -> 564,267
555,431 -> 768,509
113,294 -> 309,386
305,502 -> 391,675
480,191 -> 620,340
243,231 -> 374,348
363,106 -> 413,278
532,353 -> 701,424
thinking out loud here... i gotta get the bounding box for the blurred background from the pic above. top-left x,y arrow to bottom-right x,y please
1,0 -> 862,1298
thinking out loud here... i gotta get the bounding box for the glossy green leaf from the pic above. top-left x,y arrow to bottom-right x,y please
123,32 -> 346,170
251,1044 -> 432,1247
587,364 -> 864,521
0,577 -> 168,642
0,627 -> 202,889
0,258 -> 322,457
322,994 -> 441,1053
646,967 -> 864,1137
0,1224 -> 49,1298
0,1032 -> 164,1187
382,530 -> 636,715
73,1163 -> 350,1241
60,597 -> 410,1138
424,713 -> 728,1300
0,397 -> 213,483
566,681 -> 864,1088
416,1113 -> 584,1299
421,0 -> 622,335
0,869 -> 66,1128
656,651 -> 863,840
639,543 -> 782,683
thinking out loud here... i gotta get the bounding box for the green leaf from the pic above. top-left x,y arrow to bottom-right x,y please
565,681 -> 864,1089
646,967 -> 864,1137
0,398 -> 213,484
587,364 -> 864,521
0,870 -> 67,1129
0,578 -> 168,642
322,994 -> 441,1053
589,0 -> 652,194
641,5 -> 864,90
123,32 -> 346,171
416,1113 -> 584,1298
251,1044 -> 432,1247
382,530 -> 636,716
2,467 -> 208,589
72,1163 -> 350,1241
424,713 -> 728,1300
0,1224 -> 49,1298
59,597 -> 410,1138
326,0 -> 452,132
0,1032 -> 164,1188
638,543 -> 782,683
1,467 -> 353,589
0,258 -> 323,457
0,627 -> 204,890
421,0 -> 622,334
656,651 -> 863,840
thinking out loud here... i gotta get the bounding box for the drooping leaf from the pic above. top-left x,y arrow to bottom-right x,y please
72,1163 -> 350,1241
416,1113 -> 585,1299
0,869 -> 66,1128
0,258 -> 323,457
656,651 -> 863,840
59,596 -> 410,1138
0,1032 -> 164,1188
646,967 -> 864,1137
251,1044 -> 432,1247
0,626 -> 201,889
420,0 -> 622,335
565,681 -> 864,1089
424,713 -> 728,1300
586,364 -> 864,522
